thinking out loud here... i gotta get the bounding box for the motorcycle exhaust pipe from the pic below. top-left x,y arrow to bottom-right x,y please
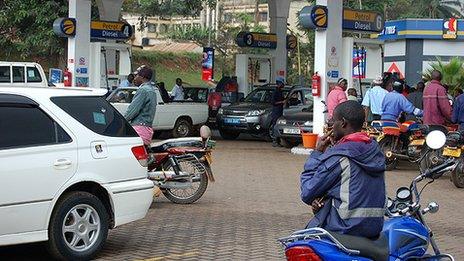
385,151 -> 411,160
148,171 -> 190,181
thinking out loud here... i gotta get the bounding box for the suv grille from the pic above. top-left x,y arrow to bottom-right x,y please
223,110 -> 248,116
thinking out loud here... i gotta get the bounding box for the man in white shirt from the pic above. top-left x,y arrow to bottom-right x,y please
171,78 -> 185,101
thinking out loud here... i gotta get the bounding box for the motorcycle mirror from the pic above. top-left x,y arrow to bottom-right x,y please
425,130 -> 446,150
423,202 -> 439,214
200,125 -> 212,140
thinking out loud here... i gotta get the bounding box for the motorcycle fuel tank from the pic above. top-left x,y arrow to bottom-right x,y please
383,216 -> 429,259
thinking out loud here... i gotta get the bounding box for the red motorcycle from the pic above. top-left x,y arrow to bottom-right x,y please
147,126 -> 215,204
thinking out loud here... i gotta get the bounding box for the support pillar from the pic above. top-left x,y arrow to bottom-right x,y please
312,0 -> 343,134
95,0 -> 125,84
269,0 -> 291,82
68,0 -> 91,87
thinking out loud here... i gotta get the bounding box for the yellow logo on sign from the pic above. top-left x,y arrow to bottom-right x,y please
62,19 -> 75,35
314,7 -> 327,27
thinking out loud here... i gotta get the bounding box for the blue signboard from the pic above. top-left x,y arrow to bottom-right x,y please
376,19 -> 464,40
49,68 -> 63,84
327,70 -> 339,78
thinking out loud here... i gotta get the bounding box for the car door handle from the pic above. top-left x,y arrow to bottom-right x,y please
54,159 -> 72,168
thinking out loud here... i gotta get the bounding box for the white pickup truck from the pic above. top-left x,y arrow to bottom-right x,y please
108,86 -> 208,137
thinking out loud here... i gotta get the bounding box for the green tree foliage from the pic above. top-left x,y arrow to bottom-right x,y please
0,0 -> 68,59
0,0 -> 100,61
125,0 -> 216,19
423,57 -> 464,92
342,0 -> 464,19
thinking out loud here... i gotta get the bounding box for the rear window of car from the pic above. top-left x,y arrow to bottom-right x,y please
26,66 -> 42,83
51,96 -> 138,137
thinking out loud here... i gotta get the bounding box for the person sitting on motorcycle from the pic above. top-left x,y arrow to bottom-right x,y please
301,101 -> 386,238
381,81 -> 423,122
124,66 -> 157,145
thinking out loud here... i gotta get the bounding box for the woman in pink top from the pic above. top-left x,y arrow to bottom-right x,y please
327,78 -> 348,118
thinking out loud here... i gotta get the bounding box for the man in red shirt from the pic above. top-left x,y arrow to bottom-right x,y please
423,70 -> 452,125
327,78 -> 348,118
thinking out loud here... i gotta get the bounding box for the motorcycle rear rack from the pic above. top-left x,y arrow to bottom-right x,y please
173,154 -> 206,174
278,227 -> 360,255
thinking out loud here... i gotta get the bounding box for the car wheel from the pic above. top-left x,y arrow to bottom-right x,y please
219,129 -> 240,140
48,191 -> 109,260
280,138 -> 300,148
172,118 -> 192,138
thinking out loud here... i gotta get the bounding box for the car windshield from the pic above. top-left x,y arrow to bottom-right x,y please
244,88 -> 288,103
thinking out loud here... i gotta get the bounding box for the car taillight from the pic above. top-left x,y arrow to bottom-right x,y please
285,246 -> 321,261
131,145 -> 148,167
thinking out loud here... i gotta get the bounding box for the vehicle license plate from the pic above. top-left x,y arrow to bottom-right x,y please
283,128 -> 301,134
410,139 -> 425,146
224,118 -> 241,124
443,147 -> 461,157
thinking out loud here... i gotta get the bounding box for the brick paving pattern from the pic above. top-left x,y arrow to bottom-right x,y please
1,138 -> 463,260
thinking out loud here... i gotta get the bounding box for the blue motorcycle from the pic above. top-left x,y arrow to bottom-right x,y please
279,131 -> 456,261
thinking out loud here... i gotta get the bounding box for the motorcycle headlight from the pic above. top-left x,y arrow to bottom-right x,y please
247,110 -> 265,116
277,119 -> 287,125
218,108 -> 223,114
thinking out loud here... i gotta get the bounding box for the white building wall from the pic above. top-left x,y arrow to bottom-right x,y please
384,40 -> 405,57
423,40 -> 464,56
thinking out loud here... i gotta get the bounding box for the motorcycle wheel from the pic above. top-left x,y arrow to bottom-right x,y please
162,161 -> 209,204
379,137 -> 398,171
451,161 -> 464,188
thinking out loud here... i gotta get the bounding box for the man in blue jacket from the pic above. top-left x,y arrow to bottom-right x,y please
381,81 -> 423,121
301,100 -> 386,238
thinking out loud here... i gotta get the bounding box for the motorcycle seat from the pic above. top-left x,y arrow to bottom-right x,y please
148,137 -> 203,153
328,231 -> 389,261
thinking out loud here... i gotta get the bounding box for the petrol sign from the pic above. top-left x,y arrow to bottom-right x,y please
342,9 -> 384,33
236,32 -> 277,49
90,21 -> 133,40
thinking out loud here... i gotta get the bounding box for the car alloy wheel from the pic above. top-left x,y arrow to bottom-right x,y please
62,204 -> 101,252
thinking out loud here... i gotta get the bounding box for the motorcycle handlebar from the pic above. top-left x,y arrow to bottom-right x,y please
423,159 -> 456,179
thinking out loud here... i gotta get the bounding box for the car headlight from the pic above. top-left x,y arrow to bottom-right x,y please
277,119 -> 287,125
218,108 -> 223,114
247,110 -> 265,116
304,121 -> 311,126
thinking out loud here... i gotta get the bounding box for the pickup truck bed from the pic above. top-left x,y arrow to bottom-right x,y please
108,87 -> 208,137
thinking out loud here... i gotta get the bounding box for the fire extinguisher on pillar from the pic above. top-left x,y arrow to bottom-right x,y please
63,67 -> 72,87
312,72 -> 321,97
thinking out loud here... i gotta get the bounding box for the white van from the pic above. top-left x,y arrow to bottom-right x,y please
0,62 -> 48,87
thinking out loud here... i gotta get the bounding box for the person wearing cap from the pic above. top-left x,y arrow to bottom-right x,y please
271,77 -> 287,147
124,66 -> 157,145
381,80 -> 423,122
327,78 -> 348,118
361,77 -> 388,121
